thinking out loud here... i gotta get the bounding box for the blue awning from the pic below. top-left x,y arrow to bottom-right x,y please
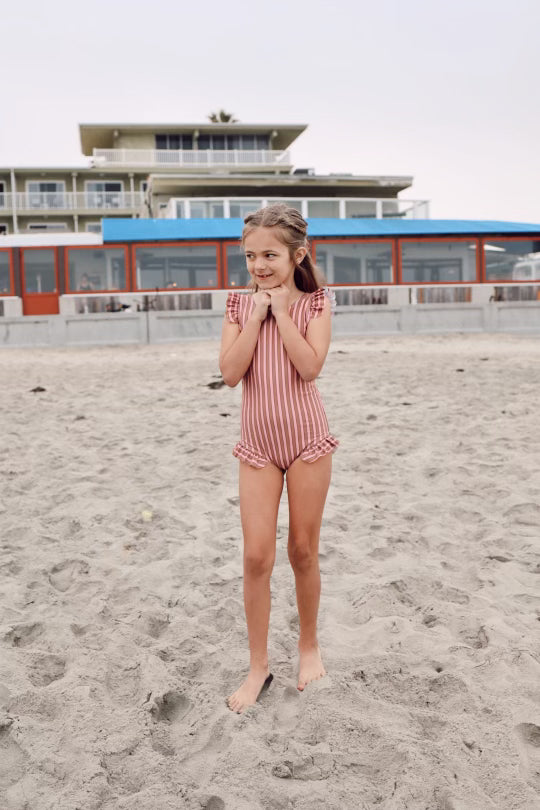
103,217 -> 540,243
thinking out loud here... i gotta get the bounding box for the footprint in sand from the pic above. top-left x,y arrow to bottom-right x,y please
0,722 -> 27,794
26,652 -> 66,687
48,559 -> 89,591
148,689 -> 193,724
274,685 -> 301,731
2,622 -> 44,648
514,722 -> 540,790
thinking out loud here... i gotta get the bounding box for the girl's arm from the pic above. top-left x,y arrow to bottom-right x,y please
219,315 -> 262,387
273,295 -> 332,382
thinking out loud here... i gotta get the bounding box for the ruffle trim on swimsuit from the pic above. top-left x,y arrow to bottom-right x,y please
309,287 -> 337,319
232,441 -> 269,469
225,291 -> 241,324
300,434 -> 340,463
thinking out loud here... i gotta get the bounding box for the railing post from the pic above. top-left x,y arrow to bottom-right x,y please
375,200 -> 383,219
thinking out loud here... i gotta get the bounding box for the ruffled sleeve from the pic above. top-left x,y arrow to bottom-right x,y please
225,291 -> 241,324
309,286 -> 336,320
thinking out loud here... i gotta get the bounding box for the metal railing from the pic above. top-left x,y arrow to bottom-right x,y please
0,192 -> 145,212
91,148 -> 291,167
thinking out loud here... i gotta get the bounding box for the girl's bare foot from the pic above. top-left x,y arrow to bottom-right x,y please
226,667 -> 272,713
297,643 -> 326,691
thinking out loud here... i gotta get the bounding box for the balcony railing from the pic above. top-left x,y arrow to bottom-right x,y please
91,148 -> 291,167
0,192 -> 145,212
166,196 -> 431,220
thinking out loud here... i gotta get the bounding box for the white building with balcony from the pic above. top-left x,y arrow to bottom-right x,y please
0,121 -> 428,235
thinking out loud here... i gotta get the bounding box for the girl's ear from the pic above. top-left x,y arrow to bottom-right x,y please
295,246 -> 308,264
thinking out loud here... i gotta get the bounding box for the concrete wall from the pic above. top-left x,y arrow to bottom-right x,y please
1,302 -> 539,347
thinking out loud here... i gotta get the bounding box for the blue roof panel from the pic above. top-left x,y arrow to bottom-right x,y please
102,217 -> 540,243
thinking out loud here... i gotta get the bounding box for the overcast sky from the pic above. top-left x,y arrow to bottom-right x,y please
2,0 -> 539,223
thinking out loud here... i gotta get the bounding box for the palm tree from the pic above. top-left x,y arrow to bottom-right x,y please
207,109 -> 239,123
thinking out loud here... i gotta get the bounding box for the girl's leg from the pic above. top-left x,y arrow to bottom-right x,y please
226,460 -> 284,713
286,452 -> 332,690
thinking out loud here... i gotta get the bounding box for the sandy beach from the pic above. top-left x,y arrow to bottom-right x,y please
1,332 -> 540,810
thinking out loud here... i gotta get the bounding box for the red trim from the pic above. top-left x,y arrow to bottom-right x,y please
20,246 -> 59,315
312,238 -> 396,285
398,236 -> 480,285
130,240 -> 221,291
0,247 -> 14,296
63,244 -> 130,293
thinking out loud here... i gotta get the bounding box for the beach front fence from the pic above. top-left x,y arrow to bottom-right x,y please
1,285 -> 539,347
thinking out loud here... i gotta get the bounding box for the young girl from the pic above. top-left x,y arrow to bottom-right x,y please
219,203 -> 339,714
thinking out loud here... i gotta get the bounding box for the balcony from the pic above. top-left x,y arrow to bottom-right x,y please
165,196 -> 431,220
91,148 -> 291,168
0,192 -> 145,213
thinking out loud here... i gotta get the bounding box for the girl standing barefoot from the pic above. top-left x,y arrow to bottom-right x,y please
219,204 -> 338,714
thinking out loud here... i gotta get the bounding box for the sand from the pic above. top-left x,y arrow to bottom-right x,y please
1,332 -> 540,810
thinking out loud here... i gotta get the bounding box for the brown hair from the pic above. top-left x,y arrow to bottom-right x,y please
241,203 -> 327,293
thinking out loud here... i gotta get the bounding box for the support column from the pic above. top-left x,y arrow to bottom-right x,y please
72,172 -> 78,232
10,169 -> 18,234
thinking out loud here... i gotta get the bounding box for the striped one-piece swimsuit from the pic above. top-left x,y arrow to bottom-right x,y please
225,286 -> 339,471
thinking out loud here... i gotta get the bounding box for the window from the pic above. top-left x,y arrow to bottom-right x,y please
308,200 -> 339,218
155,134 -> 193,150
0,250 -> 11,293
0,224 -> 7,235
28,223 -> 68,232
85,222 -> 102,233
0,181 -> 5,208
401,240 -> 477,283
22,248 -> 56,293
189,201 -> 224,218
226,243 -> 249,287
229,200 -> 263,218
345,200 -> 377,218
27,181 -> 66,209
316,241 -> 393,284
134,244 -> 218,289
483,238 -> 540,282
86,181 -> 123,209
67,247 -> 127,291
194,134 -> 269,150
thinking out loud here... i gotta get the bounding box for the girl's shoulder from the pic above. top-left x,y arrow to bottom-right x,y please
225,290 -> 252,324
308,286 -> 337,318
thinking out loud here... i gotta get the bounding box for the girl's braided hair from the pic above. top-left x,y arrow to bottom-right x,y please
241,203 -> 327,293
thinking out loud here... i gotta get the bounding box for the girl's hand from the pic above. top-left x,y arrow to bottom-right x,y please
251,290 -> 271,322
266,284 -> 290,317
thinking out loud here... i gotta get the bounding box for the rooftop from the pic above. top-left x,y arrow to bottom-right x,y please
102,218 -> 540,243
79,123 -> 307,155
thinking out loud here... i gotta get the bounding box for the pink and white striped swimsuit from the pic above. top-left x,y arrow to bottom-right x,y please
225,287 -> 339,471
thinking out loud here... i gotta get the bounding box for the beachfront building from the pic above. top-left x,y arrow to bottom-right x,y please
0,121 -> 429,237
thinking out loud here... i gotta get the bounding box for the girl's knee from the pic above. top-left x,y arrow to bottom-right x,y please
244,551 -> 275,577
288,536 -> 318,570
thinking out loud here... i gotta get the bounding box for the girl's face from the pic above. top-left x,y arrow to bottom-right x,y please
243,227 -> 304,290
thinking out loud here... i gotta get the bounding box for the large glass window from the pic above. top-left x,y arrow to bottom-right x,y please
483,239 -> 540,281
401,240 -> 477,283
155,134 -> 193,150
23,249 -> 56,293
0,250 -> 11,294
86,181 -> 123,209
316,241 -> 393,284
226,244 -> 249,287
27,181 -> 66,209
273,199 -> 303,213
135,244 -> 218,289
308,200 -> 339,218
189,201 -> 224,218
67,248 -> 126,292
229,200 -> 263,218
346,200 -> 376,218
